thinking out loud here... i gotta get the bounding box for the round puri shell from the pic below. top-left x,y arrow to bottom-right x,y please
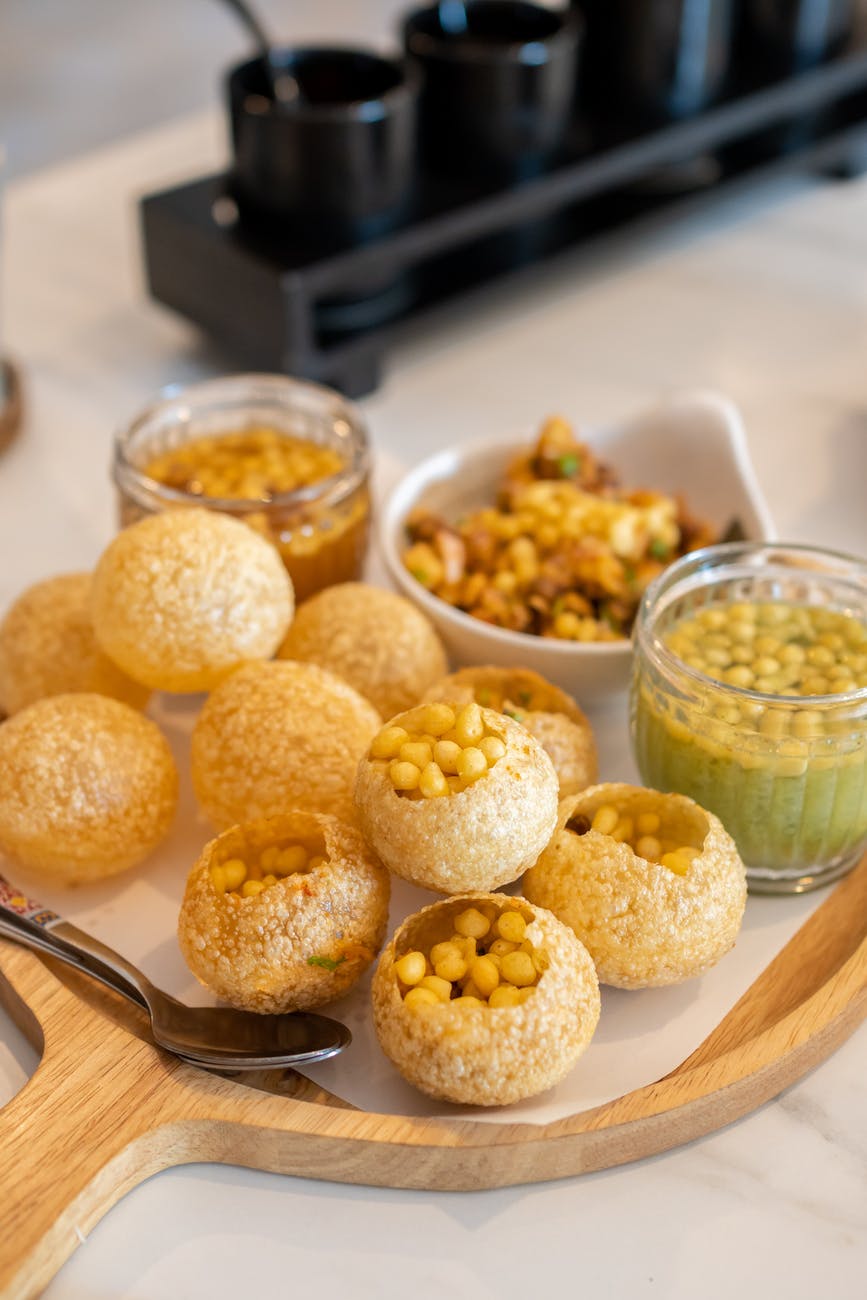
178,812 -> 390,1013
91,507 -> 294,692
192,660 -> 381,828
278,582 -> 447,719
523,783 -> 747,988
354,706 -> 558,893
0,572 -> 150,715
372,893 -> 600,1106
0,693 -> 178,882
422,666 -> 597,798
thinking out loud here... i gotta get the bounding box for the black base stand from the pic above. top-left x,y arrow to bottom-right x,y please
141,49 -> 867,397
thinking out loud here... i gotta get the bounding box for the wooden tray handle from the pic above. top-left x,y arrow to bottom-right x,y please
0,942 -> 187,1300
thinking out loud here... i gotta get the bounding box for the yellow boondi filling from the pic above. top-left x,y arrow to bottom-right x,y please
394,904 -> 548,1008
566,802 -> 700,876
144,427 -> 343,500
664,601 -> 867,697
370,702 -> 505,799
209,841 -> 327,898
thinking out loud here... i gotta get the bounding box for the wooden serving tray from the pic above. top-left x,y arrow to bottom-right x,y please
1,853 -> 865,1300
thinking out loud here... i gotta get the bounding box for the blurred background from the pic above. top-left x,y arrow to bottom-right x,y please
1,1 -> 413,179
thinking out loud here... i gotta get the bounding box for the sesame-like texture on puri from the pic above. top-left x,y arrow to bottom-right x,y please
355,706 -> 558,893
0,572 -> 149,714
372,893 -> 600,1106
422,665 -> 597,797
178,812 -> 390,1012
523,783 -> 747,988
0,693 -> 178,882
278,582 -> 447,719
91,508 -> 294,692
191,660 -> 381,828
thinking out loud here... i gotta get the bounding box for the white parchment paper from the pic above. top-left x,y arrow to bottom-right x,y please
4,684 -> 829,1127
1,446 -> 832,1124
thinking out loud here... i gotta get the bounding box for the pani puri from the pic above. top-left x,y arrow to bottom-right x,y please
355,701 -> 558,893
277,582 -> 448,719
191,660 -> 381,828
0,693 -> 178,883
178,812 -> 390,1013
422,665 -> 597,797
91,507 -> 294,692
372,893 -> 600,1106
523,783 -> 747,988
0,572 -> 149,715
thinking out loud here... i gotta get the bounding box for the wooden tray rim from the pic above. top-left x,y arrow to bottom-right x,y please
2,852 -> 864,1166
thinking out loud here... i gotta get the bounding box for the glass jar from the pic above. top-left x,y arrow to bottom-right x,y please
631,542 -> 867,893
113,373 -> 371,603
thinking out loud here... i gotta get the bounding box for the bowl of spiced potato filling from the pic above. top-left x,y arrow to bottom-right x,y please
381,392 -> 774,698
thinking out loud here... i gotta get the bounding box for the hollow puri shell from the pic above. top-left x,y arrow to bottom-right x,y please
91,507 -> 294,693
0,572 -> 150,715
354,706 -> 558,894
0,693 -> 178,883
523,783 -> 747,988
421,665 -> 597,797
178,812 -> 390,1013
277,581 -> 448,720
372,893 -> 600,1106
191,660 -> 381,828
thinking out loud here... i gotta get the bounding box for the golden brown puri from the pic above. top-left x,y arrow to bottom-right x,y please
354,705 -> 558,894
372,893 -> 600,1106
278,582 -> 447,719
191,660 -> 381,829
0,572 -> 150,715
0,693 -> 177,883
91,507 -> 294,693
421,665 -> 597,797
178,812 -> 390,1013
523,783 -> 747,988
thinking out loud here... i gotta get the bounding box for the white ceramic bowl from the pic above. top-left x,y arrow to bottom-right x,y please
381,392 -> 776,702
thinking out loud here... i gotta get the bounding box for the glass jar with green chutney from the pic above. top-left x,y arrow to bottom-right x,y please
631,542 -> 867,893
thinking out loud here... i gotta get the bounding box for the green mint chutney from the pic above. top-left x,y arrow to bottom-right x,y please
631,545 -> 867,894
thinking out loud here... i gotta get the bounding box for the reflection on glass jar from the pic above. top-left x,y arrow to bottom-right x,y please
631,543 -> 867,894
113,374 -> 371,603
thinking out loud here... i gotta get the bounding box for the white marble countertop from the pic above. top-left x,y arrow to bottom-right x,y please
0,111 -> 865,1298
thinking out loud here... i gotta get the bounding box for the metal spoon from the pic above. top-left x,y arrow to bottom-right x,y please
219,0 -> 301,105
0,879 -> 350,1069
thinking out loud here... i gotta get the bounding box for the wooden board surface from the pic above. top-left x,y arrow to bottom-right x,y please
0,852 -> 865,1300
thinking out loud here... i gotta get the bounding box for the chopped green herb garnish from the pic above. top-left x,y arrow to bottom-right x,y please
557,453 -> 581,477
307,955 -> 346,972
504,708 -> 524,723
517,689 -> 533,707
410,567 -> 430,585
649,539 -> 671,561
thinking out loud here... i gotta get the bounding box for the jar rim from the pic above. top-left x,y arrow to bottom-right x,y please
112,372 -> 370,514
635,540 -> 867,707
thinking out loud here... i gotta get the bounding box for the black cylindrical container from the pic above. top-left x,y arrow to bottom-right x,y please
228,47 -> 418,246
403,1 -> 584,183
737,0 -> 855,78
578,0 -> 736,126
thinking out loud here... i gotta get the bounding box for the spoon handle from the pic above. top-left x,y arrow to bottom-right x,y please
0,908 -> 148,1010
218,0 -> 299,103
0,873 -> 151,1006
